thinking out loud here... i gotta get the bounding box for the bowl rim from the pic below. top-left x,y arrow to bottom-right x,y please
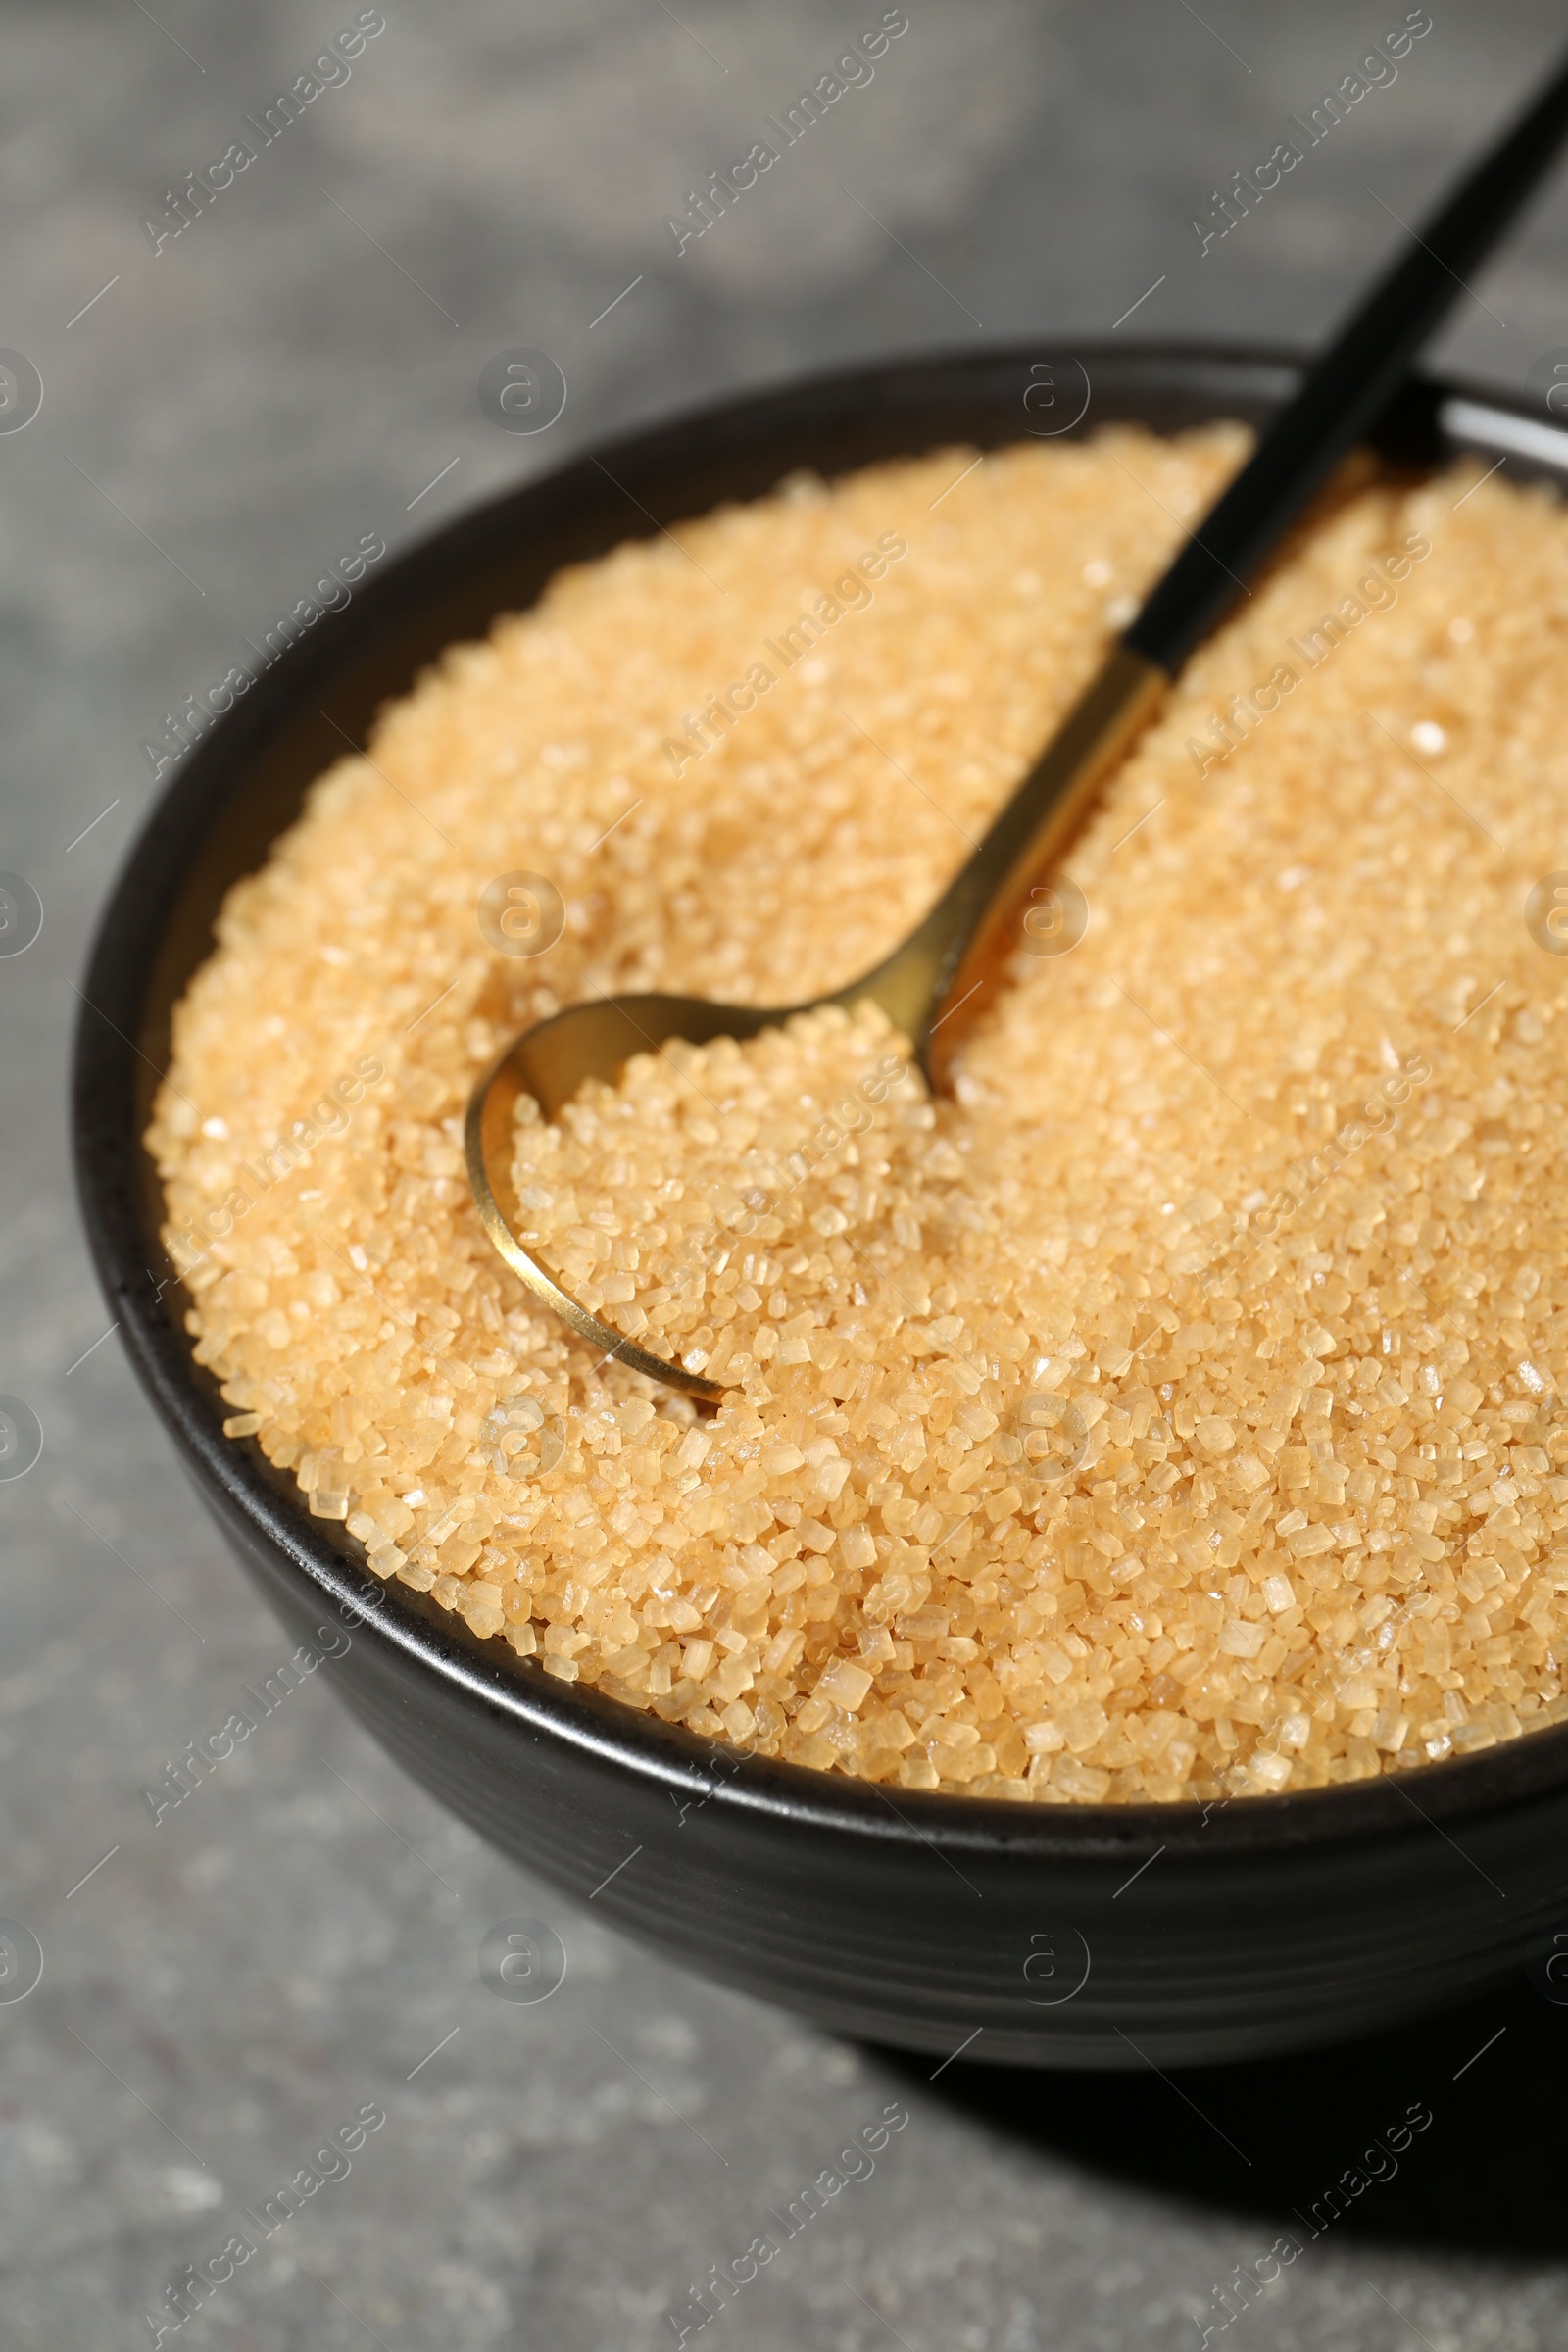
74,333 -> 1568,1868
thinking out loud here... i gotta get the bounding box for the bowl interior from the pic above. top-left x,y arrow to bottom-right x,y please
74,340 -> 1568,1854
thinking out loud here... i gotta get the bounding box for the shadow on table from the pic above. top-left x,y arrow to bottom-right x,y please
877,1974 -> 1568,2263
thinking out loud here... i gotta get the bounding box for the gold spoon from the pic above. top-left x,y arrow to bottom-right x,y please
466,641 -> 1162,1402
466,37 -> 1568,1402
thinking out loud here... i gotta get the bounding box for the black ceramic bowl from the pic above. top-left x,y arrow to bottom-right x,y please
74,342 -> 1568,2069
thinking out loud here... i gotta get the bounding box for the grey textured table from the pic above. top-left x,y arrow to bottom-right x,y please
5,3 -> 1568,2344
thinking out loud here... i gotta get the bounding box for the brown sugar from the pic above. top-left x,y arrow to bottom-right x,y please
148,425 -> 1568,1801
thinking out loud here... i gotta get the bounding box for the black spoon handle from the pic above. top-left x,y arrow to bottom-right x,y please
1125,39 -> 1568,676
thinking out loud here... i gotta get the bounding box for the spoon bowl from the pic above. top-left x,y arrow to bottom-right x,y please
467,990 -> 792,1401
